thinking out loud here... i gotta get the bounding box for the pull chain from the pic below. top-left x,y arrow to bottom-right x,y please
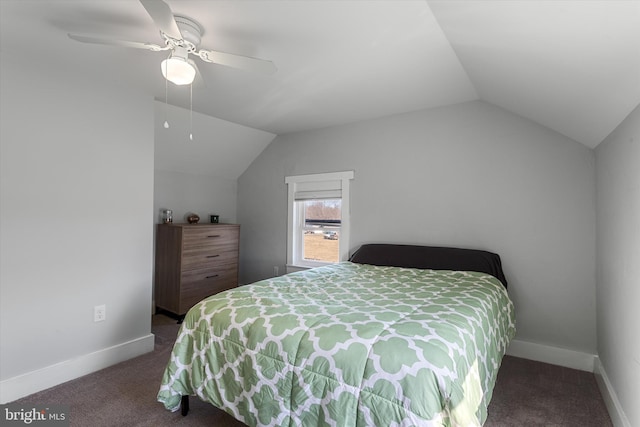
189,82 -> 193,141
163,55 -> 170,129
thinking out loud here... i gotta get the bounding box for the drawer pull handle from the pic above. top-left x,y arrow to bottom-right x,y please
207,235 -> 221,238
206,274 -> 219,279
207,255 -> 220,258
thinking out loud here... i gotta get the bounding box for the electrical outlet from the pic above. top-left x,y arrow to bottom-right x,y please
273,266 -> 279,276
94,305 -> 106,322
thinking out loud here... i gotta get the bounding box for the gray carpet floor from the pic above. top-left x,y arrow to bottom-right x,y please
12,314 -> 612,426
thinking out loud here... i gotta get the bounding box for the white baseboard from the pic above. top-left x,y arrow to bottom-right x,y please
506,339 -> 596,372
506,340 -> 633,426
0,334 -> 155,404
593,357 -> 631,427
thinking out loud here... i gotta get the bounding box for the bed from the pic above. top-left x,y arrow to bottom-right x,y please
157,244 -> 516,426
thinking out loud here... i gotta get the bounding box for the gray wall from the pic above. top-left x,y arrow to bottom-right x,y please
596,104 -> 640,427
238,100 -> 597,354
152,98 -> 275,229
153,170 -> 238,225
0,53 -> 154,385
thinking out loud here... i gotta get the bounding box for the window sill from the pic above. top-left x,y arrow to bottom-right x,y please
286,262 -> 340,274
285,264 -> 311,274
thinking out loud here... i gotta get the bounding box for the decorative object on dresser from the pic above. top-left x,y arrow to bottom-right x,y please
162,209 -> 173,224
155,223 -> 239,321
187,213 -> 200,224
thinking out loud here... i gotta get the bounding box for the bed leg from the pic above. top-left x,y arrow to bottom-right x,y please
181,395 -> 190,416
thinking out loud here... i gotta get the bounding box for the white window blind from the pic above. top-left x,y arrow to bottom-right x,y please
294,189 -> 342,200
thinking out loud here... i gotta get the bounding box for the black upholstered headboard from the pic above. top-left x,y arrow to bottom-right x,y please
349,244 -> 508,288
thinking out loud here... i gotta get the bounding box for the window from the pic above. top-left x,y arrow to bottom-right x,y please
298,199 -> 341,263
285,171 -> 354,270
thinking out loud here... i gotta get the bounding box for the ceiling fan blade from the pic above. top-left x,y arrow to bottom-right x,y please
68,33 -> 167,51
190,61 -> 208,87
198,49 -> 277,75
139,0 -> 182,40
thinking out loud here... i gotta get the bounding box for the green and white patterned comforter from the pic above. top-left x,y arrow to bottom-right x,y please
157,262 -> 516,426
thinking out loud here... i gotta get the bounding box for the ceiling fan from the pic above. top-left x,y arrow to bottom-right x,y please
68,0 -> 276,86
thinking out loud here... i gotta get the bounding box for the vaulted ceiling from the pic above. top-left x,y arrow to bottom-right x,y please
2,0 -> 639,149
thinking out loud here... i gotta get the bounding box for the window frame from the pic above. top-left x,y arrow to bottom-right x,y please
285,171 -> 354,270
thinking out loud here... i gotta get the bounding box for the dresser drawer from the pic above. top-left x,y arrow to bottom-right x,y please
182,246 -> 237,270
180,261 -> 237,284
179,265 -> 238,312
183,226 -> 238,249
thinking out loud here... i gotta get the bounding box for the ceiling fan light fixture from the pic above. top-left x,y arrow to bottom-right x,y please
161,47 -> 196,85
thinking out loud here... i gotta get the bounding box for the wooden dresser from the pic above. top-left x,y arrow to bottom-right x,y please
155,223 -> 240,318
